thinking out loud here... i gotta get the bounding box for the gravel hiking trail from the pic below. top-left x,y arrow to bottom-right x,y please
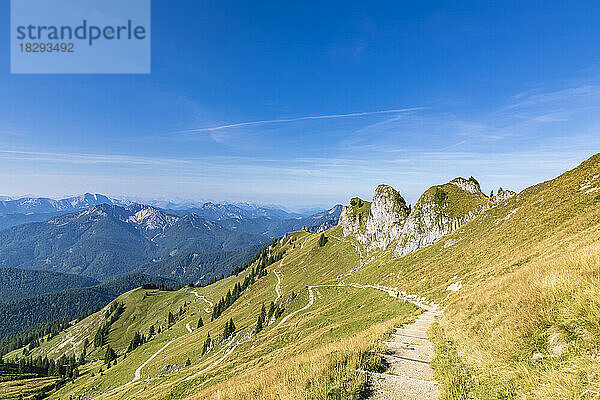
273,277 -> 441,399
368,308 -> 441,399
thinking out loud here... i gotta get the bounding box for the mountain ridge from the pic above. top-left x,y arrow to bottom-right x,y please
5,156 -> 600,400
339,176 -> 515,256
0,203 -> 342,282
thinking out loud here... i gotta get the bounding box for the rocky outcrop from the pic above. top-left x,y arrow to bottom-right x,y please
306,219 -> 338,234
492,187 -> 517,203
393,184 -> 485,257
339,185 -> 410,251
340,178 -> 516,257
450,177 -> 482,194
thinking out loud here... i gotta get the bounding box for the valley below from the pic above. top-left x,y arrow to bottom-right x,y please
2,154 -> 600,399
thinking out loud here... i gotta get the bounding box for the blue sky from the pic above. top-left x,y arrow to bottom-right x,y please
1,1 -> 600,208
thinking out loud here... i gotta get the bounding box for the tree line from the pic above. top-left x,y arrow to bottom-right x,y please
255,301 -> 285,334
93,302 -> 125,348
0,351 -> 84,381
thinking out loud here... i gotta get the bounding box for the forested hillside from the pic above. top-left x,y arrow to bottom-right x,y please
0,273 -> 177,340
0,203 -> 340,283
3,154 -> 595,400
0,268 -> 99,302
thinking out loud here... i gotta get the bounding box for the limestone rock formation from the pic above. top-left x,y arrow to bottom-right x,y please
339,178 -> 516,258
339,185 -> 409,251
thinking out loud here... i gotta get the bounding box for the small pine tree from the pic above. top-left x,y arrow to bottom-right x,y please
260,303 -> 266,323
168,311 -> 175,325
197,317 -> 204,328
318,233 -> 328,247
254,314 -> 263,334
267,302 -> 276,321
202,332 -> 211,355
104,346 -> 116,365
223,321 -> 230,338
149,324 -> 155,336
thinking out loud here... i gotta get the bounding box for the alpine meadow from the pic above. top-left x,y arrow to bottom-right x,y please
1,2 -> 600,400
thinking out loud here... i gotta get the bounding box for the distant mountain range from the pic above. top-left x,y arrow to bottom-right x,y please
0,199 -> 342,283
0,193 -> 333,230
0,193 -> 125,214
164,202 -> 304,220
0,193 -> 128,230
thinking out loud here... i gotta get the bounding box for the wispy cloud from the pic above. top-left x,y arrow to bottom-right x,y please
1,84 -> 599,207
174,107 -> 425,134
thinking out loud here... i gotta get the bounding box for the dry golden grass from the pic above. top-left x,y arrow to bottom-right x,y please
0,376 -> 58,400
187,315 -> 407,400
435,243 -> 600,399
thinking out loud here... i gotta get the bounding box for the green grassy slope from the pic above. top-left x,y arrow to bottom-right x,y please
17,229 -> 418,400
350,153 -> 600,398
14,153 -> 600,400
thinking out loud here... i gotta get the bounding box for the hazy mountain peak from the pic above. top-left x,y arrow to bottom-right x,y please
126,204 -> 177,232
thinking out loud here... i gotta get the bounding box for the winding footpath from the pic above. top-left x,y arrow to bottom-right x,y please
192,289 -> 213,313
183,331 -> 251,382
275,283 -> 342,328
92,290 -> 203,399
134,338 -> 179,381
276,285 -> 314,328
273,269 -> 441,399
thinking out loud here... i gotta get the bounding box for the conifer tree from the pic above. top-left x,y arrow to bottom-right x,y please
197,317 -> 204,328
202,332 -> 211,355
255,313 -> 263,334
318,233 -> 328,247
104,346 -> 117,365
267,302 -> 276,321
78,349 -> 86,365
259,303 -> 266,324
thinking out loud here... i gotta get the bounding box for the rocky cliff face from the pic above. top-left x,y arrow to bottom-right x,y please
339,178 -> 516,257
393,179 -> 487,257
339,185 -> 410,251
